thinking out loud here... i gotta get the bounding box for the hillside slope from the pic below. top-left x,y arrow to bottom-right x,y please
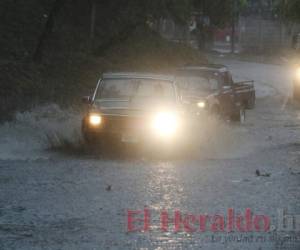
0,1 -> 206,120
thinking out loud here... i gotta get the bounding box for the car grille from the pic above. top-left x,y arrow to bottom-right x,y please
102,115 -> 145,133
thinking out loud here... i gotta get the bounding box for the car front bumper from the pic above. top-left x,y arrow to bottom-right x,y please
82,115 -> 189,146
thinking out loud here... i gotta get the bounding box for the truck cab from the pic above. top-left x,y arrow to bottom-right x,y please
175,65 -> 252,123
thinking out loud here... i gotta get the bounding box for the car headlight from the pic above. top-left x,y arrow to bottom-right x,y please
296,67 -> 300,81
89,114 -> 102,126
152,112 -> 179,137
197,101 -> 206,108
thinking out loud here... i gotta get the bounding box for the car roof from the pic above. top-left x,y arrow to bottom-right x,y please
178,64 -> 228,73
102,72 -> 174,81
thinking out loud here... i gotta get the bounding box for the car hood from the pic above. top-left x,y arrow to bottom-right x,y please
92,99 -> 178,116
181,91 -> 211,103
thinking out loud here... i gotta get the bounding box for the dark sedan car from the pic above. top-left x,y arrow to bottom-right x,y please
175,65 -> 254,123
82,73 -> 186,149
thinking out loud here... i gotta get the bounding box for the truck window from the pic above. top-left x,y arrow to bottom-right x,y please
223,72 -> 233,86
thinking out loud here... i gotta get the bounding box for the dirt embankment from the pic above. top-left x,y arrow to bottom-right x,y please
0,29 -> 206,122
0,1 -> 206,121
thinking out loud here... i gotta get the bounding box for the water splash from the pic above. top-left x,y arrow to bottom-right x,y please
193,116 -> 260,160
0,105 -> 260,161
0,104 -> 82,160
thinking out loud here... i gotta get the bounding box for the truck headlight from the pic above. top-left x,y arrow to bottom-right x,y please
89,114 -> 102,126
152,112 -> 179,137
197,101 -> 206,108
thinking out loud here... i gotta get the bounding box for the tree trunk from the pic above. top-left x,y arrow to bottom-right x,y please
90,0 -> 97,40
231,0 -> 236,54
231,19 -> 235,53
33,0 -> 65,62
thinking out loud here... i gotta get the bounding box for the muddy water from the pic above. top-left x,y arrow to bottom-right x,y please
0,104 -> 82,160
0,104 -> 261,161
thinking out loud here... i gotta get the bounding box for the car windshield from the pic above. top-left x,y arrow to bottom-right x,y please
175,75 -> 218,95
95,78 -> 175,101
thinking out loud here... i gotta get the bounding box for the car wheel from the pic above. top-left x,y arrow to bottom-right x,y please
81,120 -> 101,150
231,106 -> 246,124
239,107 -> 246,124
247,93 -> 256,109
210,105 -> 222,120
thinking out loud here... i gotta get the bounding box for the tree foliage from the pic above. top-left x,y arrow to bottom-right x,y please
275,0 -> 300,22
2,0 -> 253,62
192,0 -> 248,27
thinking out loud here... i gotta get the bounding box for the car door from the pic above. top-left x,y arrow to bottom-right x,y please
216,73 -> 236,116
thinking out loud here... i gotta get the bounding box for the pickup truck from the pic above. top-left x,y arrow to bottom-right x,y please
81,72 -> 188,151
221,67 -> 256,109
175,65 -> 255,122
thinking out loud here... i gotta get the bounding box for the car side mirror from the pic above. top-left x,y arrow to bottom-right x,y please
82,96 -> 92,104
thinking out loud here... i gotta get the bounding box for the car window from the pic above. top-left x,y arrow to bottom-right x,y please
96,78 -> 175,100
209,78 -> 219,90
223,72 -> 233,86
176,75 -> 218,94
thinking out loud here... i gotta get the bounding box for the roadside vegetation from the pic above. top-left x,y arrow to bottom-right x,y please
1,0 -> 300,121
0,1 -> 207,121
0,27 -> 206,121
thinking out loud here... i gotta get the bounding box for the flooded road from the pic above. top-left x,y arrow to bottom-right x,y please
0,58 -> 300,249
